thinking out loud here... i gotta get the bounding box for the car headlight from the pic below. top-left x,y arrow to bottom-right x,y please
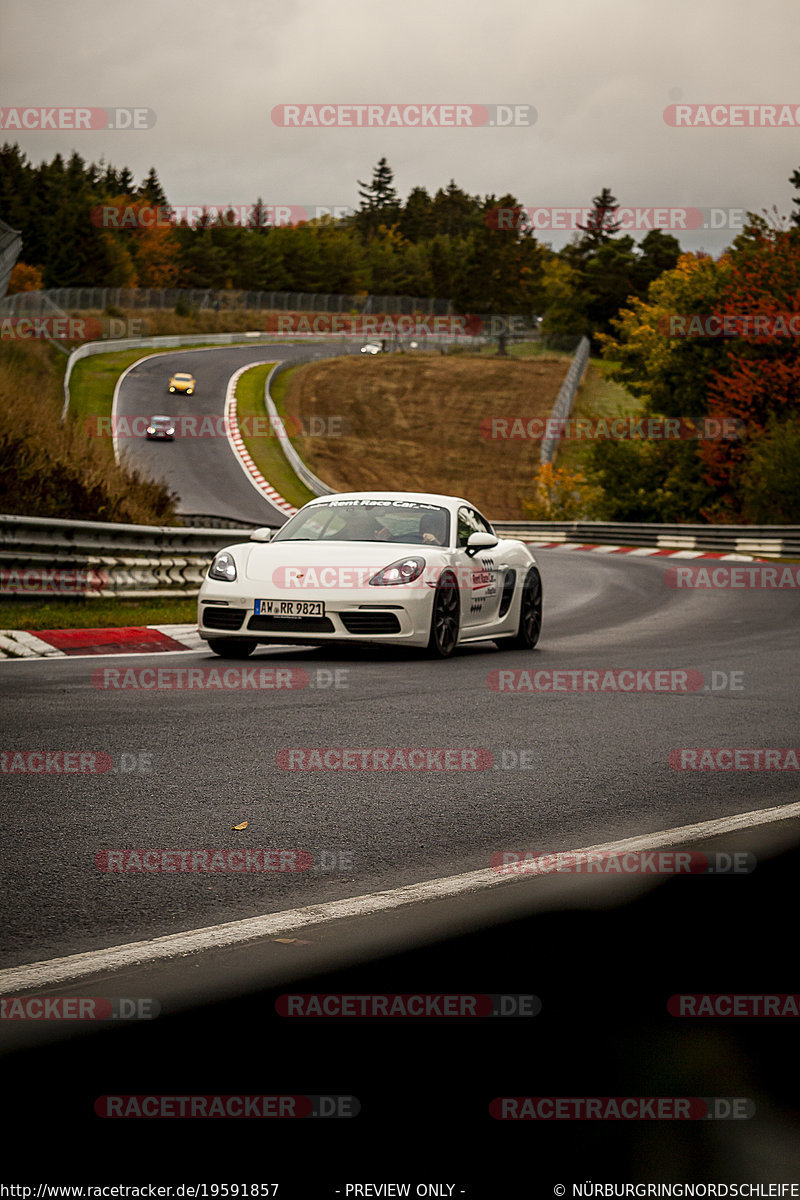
146,426 -> 155,434
369,556 -> 425,586
166,428 -> 175,436
208,551 -> 237,582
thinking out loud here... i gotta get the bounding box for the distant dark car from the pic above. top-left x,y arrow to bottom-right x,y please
146,415 -> 175,440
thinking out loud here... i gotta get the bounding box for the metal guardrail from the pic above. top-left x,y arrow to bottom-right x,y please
489,521 -> 800,557
0,219 -> 23,302
540,335 -> 591,464
0,515 -> 258,599
264,357 -> 347,497
2,515 -> 798,604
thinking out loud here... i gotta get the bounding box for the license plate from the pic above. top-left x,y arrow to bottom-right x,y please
255,599 -> 325,617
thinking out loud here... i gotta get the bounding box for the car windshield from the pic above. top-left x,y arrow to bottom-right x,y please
272,499 -> 451,545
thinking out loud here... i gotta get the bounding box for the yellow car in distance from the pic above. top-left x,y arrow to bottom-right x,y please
169,371 -> 196,395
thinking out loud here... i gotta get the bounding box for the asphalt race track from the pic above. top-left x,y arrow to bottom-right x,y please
2,346 -> 799,1182
2,548 -> 799,965
112,343 -> 355,524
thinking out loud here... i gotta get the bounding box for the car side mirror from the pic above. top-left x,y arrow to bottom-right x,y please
465,531 -> 499,557
249,527 -> 274,542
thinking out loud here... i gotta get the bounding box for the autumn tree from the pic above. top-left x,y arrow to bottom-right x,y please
700,217 -> 800,520
7,263 -> 44,293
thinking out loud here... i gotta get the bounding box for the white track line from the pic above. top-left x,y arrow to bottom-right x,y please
2,801 -> 799,993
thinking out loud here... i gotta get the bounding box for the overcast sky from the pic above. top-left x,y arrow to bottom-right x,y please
2,0 -> 799,253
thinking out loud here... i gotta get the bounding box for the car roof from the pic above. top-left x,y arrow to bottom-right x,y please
172,372 -> 193,378
150,414 -> 173,421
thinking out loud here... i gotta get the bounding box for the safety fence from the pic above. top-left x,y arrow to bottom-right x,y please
1,287 -> 454,316
0,220 -> 23,302
490,521 -> 800,557
0,515 -> 257,600
2,514 -> 797,602
540,335 -> 591,464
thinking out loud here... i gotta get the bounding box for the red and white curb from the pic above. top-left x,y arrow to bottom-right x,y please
224,364 -> 298,516
0,542 -> 765,661
0,624 -> 203,661
524,541 -> 761,560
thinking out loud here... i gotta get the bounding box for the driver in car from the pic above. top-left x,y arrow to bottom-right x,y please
348,507 -> 392,541
419,510 -> 447,545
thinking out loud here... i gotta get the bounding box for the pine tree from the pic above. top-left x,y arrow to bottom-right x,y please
355,158 -> 400,240
575,187 -> 622,252
137,167 -> 169,209
249,197 -> 270,233
789,166 -> 800,228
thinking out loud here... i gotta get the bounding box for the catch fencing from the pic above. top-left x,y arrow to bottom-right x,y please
1,287 -> 454,316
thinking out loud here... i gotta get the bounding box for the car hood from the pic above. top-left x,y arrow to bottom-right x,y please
244,540 -> 436,583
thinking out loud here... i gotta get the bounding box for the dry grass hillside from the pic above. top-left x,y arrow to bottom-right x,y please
0,340 -> 177,523
283,354 -> 570,518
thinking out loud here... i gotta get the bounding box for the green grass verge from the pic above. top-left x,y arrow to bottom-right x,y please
68,349 -> 154,463
552,359 -> 641,475
0,594 -> 198,631
235,364 -> 316,510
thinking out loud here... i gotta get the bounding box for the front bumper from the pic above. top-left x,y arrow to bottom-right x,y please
197,585 -> 436,648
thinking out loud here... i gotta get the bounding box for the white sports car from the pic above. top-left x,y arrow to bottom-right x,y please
197,491 -> 542,659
